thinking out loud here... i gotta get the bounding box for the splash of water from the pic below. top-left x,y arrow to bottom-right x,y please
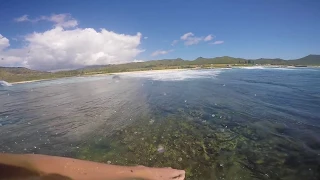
0,80 -> 12,87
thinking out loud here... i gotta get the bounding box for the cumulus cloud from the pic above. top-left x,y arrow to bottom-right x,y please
144,36 -> 148,39
151,49 -> 173,57
204,34 -> 214,41
14,14 -> 78,28
210,40 -> 224,45
0,14 -> 143,70
0,34 -> 10,50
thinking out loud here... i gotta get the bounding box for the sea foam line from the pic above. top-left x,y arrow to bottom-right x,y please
119,69 -> 223,81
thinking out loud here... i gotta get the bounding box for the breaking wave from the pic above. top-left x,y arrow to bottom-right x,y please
238,66 -> 266,69
120,69 -> 223,81
0,80 -> 12,87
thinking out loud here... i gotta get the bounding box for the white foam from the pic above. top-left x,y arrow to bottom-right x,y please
238,66 -> 266,69
121,69 -> 222,81
0,80 -> 12,86
238,66 -> 299,70
274,68 -> 296,70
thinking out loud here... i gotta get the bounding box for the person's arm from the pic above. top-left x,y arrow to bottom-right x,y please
0,153 -> 185,180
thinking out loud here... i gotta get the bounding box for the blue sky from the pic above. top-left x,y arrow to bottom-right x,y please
0,0 -> 320,70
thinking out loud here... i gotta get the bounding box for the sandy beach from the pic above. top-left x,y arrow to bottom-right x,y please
10,79 -> 52,85
7,69 -> 187,84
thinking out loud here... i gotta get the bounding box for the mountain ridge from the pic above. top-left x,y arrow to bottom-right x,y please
1,55 -> 320,73
1,55 -> 319,83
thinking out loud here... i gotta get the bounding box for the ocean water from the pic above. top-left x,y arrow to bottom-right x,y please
0,68 -> 320,179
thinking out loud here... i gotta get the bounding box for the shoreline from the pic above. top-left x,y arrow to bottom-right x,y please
10,79 -> 54,85
111,68 -> 187,75
8,69 -> 188,84
6,66 -> 320,85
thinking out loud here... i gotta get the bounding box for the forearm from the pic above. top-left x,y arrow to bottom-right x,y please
0,153 -> 151,180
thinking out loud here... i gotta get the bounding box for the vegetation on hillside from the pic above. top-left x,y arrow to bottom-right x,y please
1,55 -> 319,83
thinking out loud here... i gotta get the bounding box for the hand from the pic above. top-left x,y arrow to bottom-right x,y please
136,166 -> 185,180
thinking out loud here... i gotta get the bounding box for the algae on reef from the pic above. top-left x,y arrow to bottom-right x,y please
76,108 -> 320,180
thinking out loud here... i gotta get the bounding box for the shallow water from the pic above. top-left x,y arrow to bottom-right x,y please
1,68 -> 320,179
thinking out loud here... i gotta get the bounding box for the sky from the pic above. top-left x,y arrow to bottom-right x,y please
0,0 -> 320,70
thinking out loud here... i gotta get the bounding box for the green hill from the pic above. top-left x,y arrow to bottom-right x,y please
0,67 -> 45,74
192,56 -> 247,65
1,55 -> 319,83
0,67 -> 49,82
0,67 -> 75,82
290,55 -> 320,65
254,55 -> 320,65
254,58 -> 287,65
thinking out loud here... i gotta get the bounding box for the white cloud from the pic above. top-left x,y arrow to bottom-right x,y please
180,32 -> 203,46
210,40 -> 224,45
14,15 -> 30,22
177,32 -> 221,46
180,32 -> 194,40
133,59 -> 144,62
184,37 -> 202,46
144,36 -> 148,39
44,14 -> 78,28
0,34 -> 10,50
0,14 -> 144,70
14,14 -> 78,28
171,40 -> 179,46
204,34 -> 214,41
151,49 -> 173,57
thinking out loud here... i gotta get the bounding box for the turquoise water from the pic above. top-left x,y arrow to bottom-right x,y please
1,68 -> 320,179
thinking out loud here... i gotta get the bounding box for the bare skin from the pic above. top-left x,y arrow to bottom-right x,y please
0,153 -> 185,180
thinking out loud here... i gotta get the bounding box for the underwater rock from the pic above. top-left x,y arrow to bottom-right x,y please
149,119 -> 155,124
157,145 -> 165,153
112,75 -> 121,80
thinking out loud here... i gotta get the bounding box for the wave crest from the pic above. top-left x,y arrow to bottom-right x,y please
120,69 -> 222,81
0,80 -> 12,87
